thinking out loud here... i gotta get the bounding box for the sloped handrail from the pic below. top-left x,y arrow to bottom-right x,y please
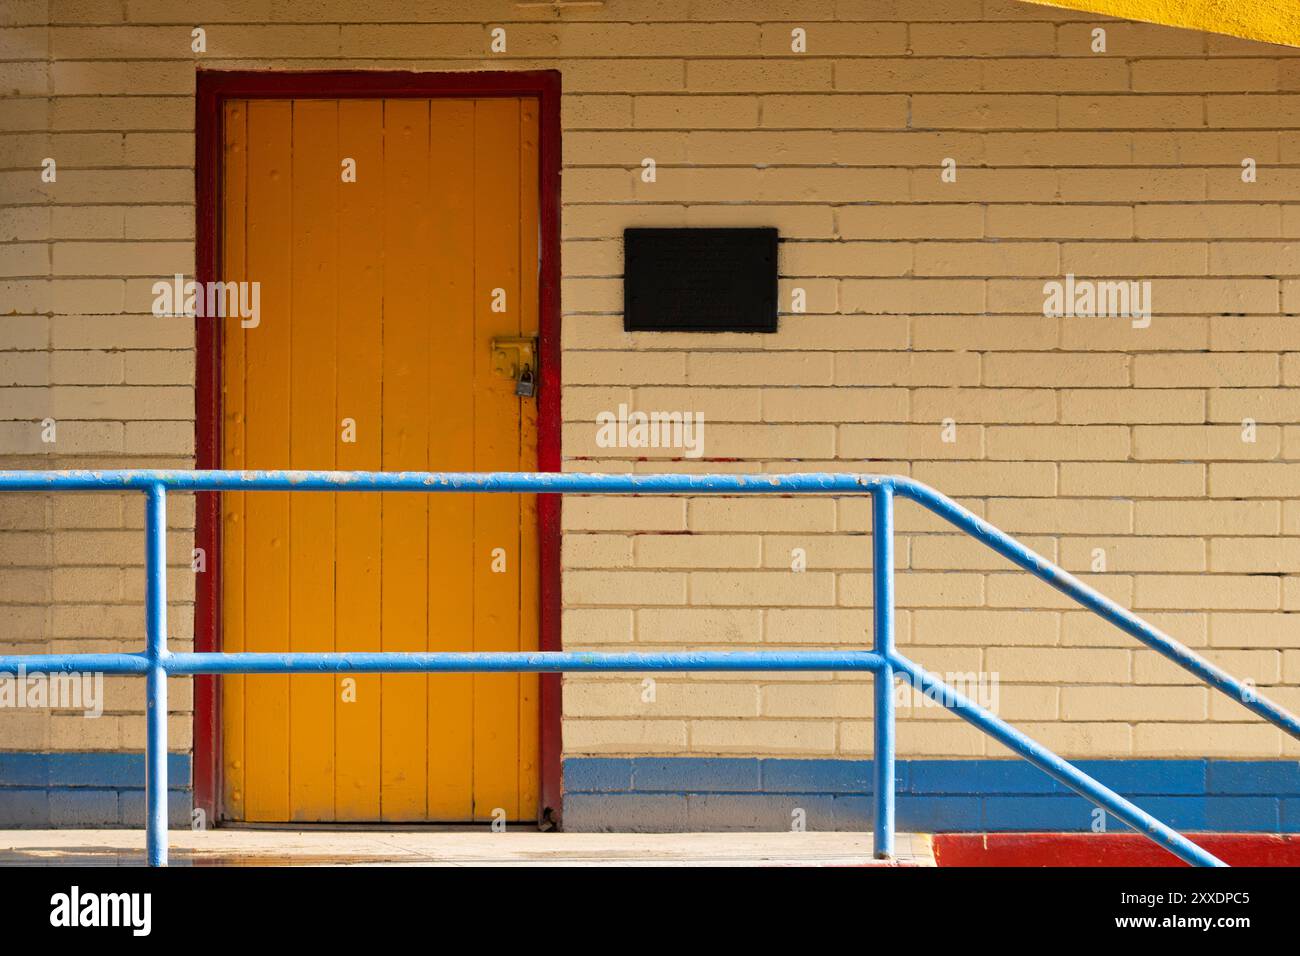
895,478 -> 1300,738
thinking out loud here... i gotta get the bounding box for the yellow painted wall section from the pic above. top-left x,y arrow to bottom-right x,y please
1022,0 -> 1300,48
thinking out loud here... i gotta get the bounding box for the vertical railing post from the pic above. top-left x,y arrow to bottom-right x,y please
872,483 -> 896,859
144,482 -> 169,866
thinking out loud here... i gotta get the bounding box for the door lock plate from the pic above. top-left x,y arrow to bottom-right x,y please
490,336 -> 539,392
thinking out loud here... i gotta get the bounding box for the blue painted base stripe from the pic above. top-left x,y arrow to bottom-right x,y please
5,752 -> 1294,832
0,752 -> 192,828
0,752 -> 190,789
563,758 -> 1300,833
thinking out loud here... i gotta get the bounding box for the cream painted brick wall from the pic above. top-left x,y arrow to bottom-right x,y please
2,0 -> 1299,763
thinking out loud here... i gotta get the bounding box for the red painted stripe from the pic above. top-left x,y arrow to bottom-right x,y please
534,69 -> 564,830
934,833 -> 1300,867
192,73 -> 221,825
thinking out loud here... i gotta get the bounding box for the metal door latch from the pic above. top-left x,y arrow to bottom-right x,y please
490,336 -> 539,398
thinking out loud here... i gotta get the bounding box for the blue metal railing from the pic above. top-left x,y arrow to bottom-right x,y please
1,469 -> 1298,868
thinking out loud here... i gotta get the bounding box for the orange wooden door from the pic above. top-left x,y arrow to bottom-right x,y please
220,97 -> 540,823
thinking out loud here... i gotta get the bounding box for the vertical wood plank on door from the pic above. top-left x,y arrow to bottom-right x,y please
334,99 -> 384,820
220,99 -> 248,822
473,97 -> 523,821
425,99 -> 476,818
516,98 -> 541,817
242,99 -> 293,822
379,98 -> 432,820
288,100 -> 339,821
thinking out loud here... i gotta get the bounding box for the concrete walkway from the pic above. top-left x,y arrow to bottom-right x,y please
0,829 -> 934,867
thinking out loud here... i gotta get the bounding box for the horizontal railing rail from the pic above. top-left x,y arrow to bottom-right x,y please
0,470 -> 1296,869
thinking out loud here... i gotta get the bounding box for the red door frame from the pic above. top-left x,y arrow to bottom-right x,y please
193,69 -> 564,826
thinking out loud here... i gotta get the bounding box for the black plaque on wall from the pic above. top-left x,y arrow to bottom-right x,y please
623,227 -> 778,333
